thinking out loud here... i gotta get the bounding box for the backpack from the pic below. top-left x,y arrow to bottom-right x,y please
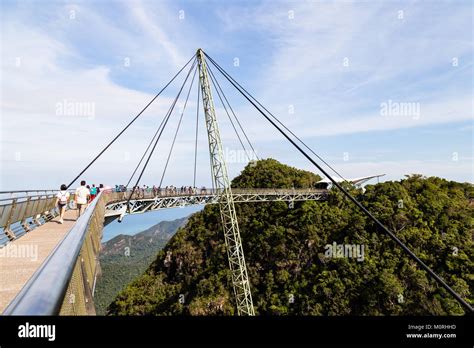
59,191 -> 68,205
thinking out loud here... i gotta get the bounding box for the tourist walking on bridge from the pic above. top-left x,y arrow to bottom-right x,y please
55,184 -> 70,224
75,180 -> 90,218
90,184 -> 98,201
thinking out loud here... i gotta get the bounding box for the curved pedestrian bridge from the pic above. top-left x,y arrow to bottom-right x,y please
0,188 -> 327,314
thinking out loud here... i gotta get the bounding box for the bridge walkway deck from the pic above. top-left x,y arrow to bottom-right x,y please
0,209 -> 77,312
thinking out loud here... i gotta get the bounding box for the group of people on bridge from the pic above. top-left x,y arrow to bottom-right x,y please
54,181 -> 211,224
55,181 -> 109,224
126,185 -> 209,198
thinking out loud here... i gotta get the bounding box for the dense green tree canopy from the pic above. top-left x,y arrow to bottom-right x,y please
108,159 -> 473,315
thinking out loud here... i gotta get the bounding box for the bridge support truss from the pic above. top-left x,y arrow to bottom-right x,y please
104,189 -> 328,218
196,49 -> 255,315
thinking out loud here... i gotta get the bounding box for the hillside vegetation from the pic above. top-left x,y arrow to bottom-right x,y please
108,159 -> 473,315
94,218 -> 187,314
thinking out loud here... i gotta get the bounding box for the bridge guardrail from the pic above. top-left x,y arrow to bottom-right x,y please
103,188 -> 329,218
3,192 -> 104,315
106,187 -> 327,199
0,187 -> 323,245
1,186 -> 328,314
0,190 -> 76,246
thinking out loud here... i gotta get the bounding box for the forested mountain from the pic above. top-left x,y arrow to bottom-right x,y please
107,159 -> 473,315
94,217 -> 188,314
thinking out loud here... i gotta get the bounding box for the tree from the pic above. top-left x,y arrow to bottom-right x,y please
108,161 -> 473,316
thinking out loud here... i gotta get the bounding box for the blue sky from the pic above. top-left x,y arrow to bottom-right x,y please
1,0 -> 473,191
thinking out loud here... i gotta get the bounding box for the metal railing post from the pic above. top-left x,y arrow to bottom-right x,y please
20,196 -> 32,232
4,198 -> 18,240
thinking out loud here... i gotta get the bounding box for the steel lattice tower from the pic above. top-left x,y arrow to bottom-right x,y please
196,49 -> 255,316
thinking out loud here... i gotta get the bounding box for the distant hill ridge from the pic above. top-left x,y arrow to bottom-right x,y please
101,217 -> 188,257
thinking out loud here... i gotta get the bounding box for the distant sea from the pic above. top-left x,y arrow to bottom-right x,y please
102,206 -> 203,242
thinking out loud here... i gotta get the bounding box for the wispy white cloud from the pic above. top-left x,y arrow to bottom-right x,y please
0,7 -> 191,189
125,0 -> 187,68
214,0 -> 473,138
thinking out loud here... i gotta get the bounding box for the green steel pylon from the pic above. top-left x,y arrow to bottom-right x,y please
196,49 -> 255,316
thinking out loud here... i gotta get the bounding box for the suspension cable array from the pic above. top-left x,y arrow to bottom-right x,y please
203,51 -> 473,314
65,51 -> 260,316
64,48 -> 472,315
159,65 -> 199,187
125,58 -> 198,211
204,53 -> 347,182
207,64 -> 259,161
66,54 -> 197,189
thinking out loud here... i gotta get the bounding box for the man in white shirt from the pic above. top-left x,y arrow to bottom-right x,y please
75,180 -> 90,218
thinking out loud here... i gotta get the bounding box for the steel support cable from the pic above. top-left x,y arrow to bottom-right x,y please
127,60 -> 198,189
125,102 -> 170,188
205,52 -> 474,314
207,64 -> 259,161
66,54 -> 196,189
125,58 -> 197,211
159,65 -> 198,187
193,79 -> 200,188
207,65 -> 251,162
204,53 -> 348,183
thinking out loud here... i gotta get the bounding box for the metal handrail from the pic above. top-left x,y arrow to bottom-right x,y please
0,190 -> 76,203
2,192 -> 103,315
0,190 -> 62,194
106,187 -> 327,198
112,187 -> 327,193
0,191 -> 77,244
0,195 -> 61,204
102,188 -> 328,205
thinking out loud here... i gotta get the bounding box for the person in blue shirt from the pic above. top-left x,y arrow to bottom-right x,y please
90,184 -> 98,201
